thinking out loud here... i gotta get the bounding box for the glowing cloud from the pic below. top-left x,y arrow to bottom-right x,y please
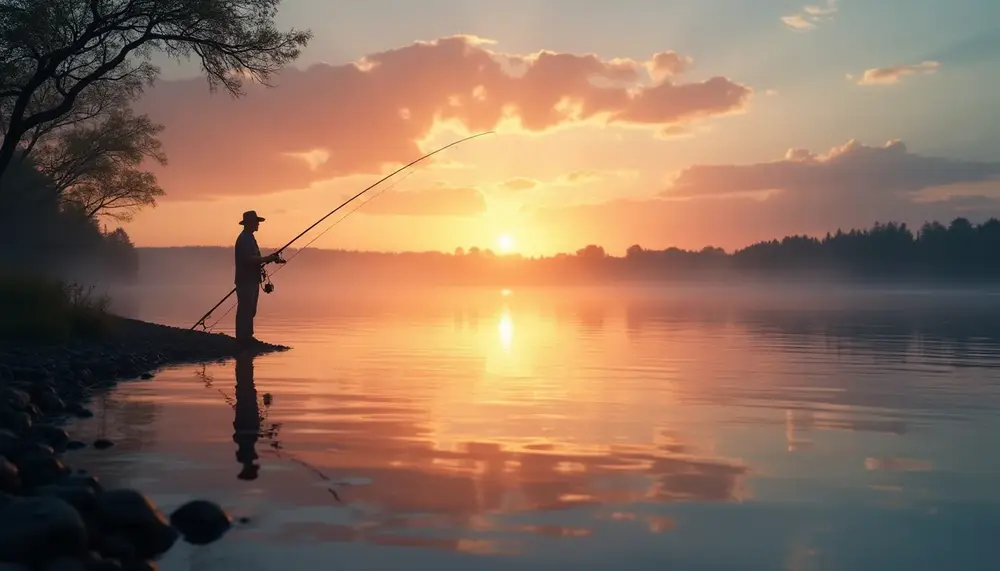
852,61 -> 941,86
500,177 -> 540,191
782,0 -> 838,31
137,35 -> 752,200
666,139 -> 1000,199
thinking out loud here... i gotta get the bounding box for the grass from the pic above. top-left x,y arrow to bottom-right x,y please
0,273 -> 116,343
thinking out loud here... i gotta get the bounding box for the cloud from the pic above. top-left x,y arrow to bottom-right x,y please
666,139 -> 1000,199
852,61 -> 941,86
555,169 -> 637,185
499,177 -> 540,191
530,140 -> 1000,253
782,0 -> 837,31
645,51 -> 692,82
353,186 -> 486,217
137,35 -> 752,200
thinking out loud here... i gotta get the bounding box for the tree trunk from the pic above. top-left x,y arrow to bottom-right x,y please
0,133 -> 22,194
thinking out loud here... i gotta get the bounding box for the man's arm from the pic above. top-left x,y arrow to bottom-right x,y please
237,236 -> 279,266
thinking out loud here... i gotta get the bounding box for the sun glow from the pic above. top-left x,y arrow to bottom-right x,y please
497,233 -> 515,253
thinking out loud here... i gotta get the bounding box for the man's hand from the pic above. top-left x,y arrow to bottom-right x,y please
263,253 -> 280,264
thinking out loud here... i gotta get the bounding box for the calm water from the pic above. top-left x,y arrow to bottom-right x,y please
67,285 -> 1000,570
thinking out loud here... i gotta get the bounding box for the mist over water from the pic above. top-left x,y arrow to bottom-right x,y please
76,280 -> 1000,570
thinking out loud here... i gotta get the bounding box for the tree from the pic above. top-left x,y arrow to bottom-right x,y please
29,98 -> 168,221
0,0 -> 312,191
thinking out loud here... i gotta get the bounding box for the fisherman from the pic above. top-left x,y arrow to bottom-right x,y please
235,210 -> 281,346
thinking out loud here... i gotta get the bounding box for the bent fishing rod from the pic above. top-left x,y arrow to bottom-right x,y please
190,130 -> 495,331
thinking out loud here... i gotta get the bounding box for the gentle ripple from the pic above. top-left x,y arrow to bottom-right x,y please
63,285 -> 1000,570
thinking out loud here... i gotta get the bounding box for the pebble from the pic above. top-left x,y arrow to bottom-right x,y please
93,439 -> 114,451
169,499 -> 233,545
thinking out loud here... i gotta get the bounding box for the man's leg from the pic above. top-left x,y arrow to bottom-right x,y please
247,284 -> 259,340
235,283 -> 254,342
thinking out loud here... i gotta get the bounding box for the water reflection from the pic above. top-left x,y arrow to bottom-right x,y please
66,287 -> 1000,570
234,352 -> 262,481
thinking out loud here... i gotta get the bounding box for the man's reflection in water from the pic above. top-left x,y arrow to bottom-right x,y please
234,350 -> 261,480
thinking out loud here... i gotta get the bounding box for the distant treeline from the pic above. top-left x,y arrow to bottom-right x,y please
139,217 -> 1000,286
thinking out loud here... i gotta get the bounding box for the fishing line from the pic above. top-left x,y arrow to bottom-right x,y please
191,131 -> 495,331
201,169 -> 416,332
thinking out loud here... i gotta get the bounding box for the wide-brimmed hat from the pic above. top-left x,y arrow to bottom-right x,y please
239,210 -> 266,225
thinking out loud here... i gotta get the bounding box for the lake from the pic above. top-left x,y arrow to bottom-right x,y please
67,284 -> 1000,570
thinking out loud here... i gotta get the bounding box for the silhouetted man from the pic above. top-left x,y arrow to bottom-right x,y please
234,350 -> 262,481
235,210 -> 280,345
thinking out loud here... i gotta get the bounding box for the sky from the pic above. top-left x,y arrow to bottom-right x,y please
124,0 -> 1000,256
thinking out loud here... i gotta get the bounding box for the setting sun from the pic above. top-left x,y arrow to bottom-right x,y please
497,233 -> 515,253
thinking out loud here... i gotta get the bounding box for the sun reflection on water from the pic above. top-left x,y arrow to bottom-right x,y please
498,309 -> 514,351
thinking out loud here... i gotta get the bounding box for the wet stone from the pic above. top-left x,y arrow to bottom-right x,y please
42,557 -> 87,571
30,425 -> 70,452
0,429 -> 18,457
35,391 -> 65,414
66,441 -> 87,451
0,409 -> 31,435
169,500 -> 233,545
69,406 -> 94,419
0,456 -> 19,493
98,534 -> 135,561
93,439 -> 114,451
0,389 -> 30,411
15,451 -> 69,488
32,485 -> 98,517
96,489 -> 178,559
0,496 -> 88,564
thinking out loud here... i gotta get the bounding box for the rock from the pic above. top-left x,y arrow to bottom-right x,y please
30,425 -> 70,452
35,392 -> 65,414
66,441 -> 87,451
32,485 -> 98,517
168,500 -> 232,545
60,474 -> 102,494
0,496 -> 88,564
122,561 -> 157,571
93,439 -> 114,451
42,557 -> 87,571
97,534 -> 135,561
0,430 -> 17,458
15,450 -> 69,488
87,560 -> 122,571
69,406 -> 94,419
6,441 -> 55,464
0,389 -> 30,411
0,409 -> 31,435
95,489 -> 178,559
0,563 -> 31,571
139,373 -> 153,381
0,456 -> 20,493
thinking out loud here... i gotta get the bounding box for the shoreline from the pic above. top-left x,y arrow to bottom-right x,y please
0,316 -> 288,569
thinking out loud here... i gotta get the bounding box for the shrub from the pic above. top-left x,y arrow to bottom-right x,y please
0,273 -> 116,343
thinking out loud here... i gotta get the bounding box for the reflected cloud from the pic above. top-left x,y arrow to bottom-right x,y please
864,457 -> 934,472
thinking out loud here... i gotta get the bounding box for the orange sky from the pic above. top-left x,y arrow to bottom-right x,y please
121,20 -> 1000,256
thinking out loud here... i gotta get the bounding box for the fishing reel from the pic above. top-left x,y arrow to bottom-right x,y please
259,252 -> 286,295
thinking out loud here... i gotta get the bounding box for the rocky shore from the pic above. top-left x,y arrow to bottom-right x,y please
0,317 -> 288,570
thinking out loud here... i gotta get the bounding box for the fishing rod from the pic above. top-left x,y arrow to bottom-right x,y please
190,131 -> 495,331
